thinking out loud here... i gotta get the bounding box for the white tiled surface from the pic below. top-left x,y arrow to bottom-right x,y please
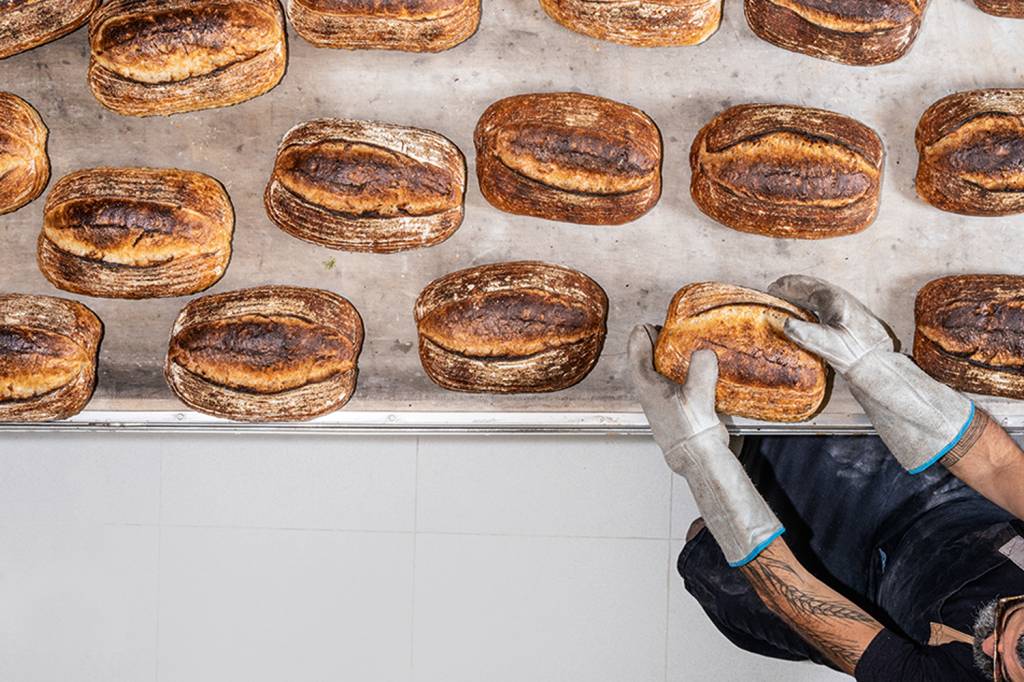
0,434 -> 846,682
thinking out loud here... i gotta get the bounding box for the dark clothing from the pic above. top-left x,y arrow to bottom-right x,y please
678,435 -> 1024,681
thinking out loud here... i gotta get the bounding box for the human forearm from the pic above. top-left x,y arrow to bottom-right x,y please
942,408 -> 1024,519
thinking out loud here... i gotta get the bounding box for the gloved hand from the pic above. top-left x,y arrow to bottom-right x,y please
629,324 -> 784,567
768,275 -> 975,474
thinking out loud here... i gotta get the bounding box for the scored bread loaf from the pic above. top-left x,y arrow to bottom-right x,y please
0,0 -> 97,60
974,0 -> 1024,17
415,261 -> 608,393
165,286 -> 364,422
690,103 -> 884,239
539,0 -> 721,47
265,119 -> 466,252
88,0 -> 287,116
474,92 -> 662,225
0,93 -> 49,215
39,167 -> 234,299
0,294 -> 102,422
654,282 -> 827,422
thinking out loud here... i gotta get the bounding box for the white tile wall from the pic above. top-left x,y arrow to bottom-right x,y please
0,433 -> 850,682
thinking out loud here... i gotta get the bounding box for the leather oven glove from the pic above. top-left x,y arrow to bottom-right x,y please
629,325 -> 785,567
768,275 -> 975,475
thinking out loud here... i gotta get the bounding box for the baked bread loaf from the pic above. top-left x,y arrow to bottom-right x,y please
39,167 -> 234,299
690,104 -> 884,239
744,0 -> 929,65
474,93 -> 662,225
915,89 -> 1024,216
0,294 -> 102,422
539,0 -> 721,46
974,0 -> 1024,17
654,282 -> 827,422
415,261 -> 608,393
915,275 -> 1024,399
0,0 -> 97,59
165,286 -> 364,422
265,119 -> 466,252
0,93 -> 49,215
287,0 -> 480,51
88,0 -> 287,117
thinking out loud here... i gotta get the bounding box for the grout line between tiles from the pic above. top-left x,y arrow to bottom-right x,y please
154,452 -> 163,682
410,436 -> 420,679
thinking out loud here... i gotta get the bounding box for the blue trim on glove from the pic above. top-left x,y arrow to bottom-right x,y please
908,401 -> 976,475
728,526 -> 786,568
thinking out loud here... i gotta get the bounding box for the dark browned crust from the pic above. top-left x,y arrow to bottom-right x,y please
915,89 -> 1024,216
414,261 -> 608,393
744,0 -> 928,65
654,282 -> 828,422
288,0 -> 480,51
0,0 -> 97,59
538,0 -> 721,47
914,274 -> 1024,399
165,286 -> 364,422
38,167 -> 234,299
0,294 -> 102,422
690,103 -> 884,239
264,119 -> 466,253
474,92 -> 662,226
0,92 -> 49,215
88,0 -> 286,117
974,0 -> 1024,17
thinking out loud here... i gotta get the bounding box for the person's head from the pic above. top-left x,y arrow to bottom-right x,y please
974,597 -> 1024,681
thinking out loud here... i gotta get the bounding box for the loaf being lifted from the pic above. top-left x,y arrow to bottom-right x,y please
539,0 -> 721,47
0,0 -> 97,59
690,104 -> 884,239
265,119 -> 466,253
415,261 -> 608,393
654,282 -> 827,422
0,93 -> 49,215
88,0 -> 287,116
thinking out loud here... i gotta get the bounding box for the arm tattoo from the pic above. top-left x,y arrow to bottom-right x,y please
940,408 -> 989,469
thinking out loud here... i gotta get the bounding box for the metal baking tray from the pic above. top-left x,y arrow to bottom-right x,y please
3,0 -> 1024,434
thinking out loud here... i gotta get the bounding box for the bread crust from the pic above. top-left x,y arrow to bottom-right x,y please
915,89 -> 1024,216
654,282 -> 827,422
538,0 -> 721,47
0,294 -> 102,422
264,119 -> 466,253
88,0 -> 287,117
0,92 -> 49,215
287,0 -> 480,51
974,0 -> 1024,17
38,167 -> 234,299
915,274 -> 1024,399
690,103 -> 884,239
0,0 -> 98,59
744,0 -> 928,65
414,261 -> 608,393
474,92 -> 662,225
165,286 -> 364,422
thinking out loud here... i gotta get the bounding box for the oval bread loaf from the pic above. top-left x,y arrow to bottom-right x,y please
690,104 -> 884,239
165,286 -> 364,422
539,0 -> 721,47
654,282 -> 827,422
415,261 -> 608,393
88,0 -> 287,117
474,93 -> 662,225
915,89 -> 1024,216
0,294 -> 102,422
39,167 -> 234,299
265,119 -> 466,252
974,0 -> 1024,16
0,0 -> 98,59
0,92 -> 49,215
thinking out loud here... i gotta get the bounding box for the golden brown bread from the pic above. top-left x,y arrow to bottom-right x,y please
165,286 -> 364,422
0,294 -> 102,422
744,0 -> 929,65
0,92 -> 49,215
415,261 -> 608,393
38,167 -> 234,299
915,275 -> 1024,399
538,0 -> 721,46
690,104 -> 884,239
0,0 -> 97,59
654,282 -> 827,422
915,89 -> 1024,216
88,0 -> 287,117
474,93 -> 662,225
287,0 -> 480,51
264,119 -> 466,252
974,0 -> 1024,16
